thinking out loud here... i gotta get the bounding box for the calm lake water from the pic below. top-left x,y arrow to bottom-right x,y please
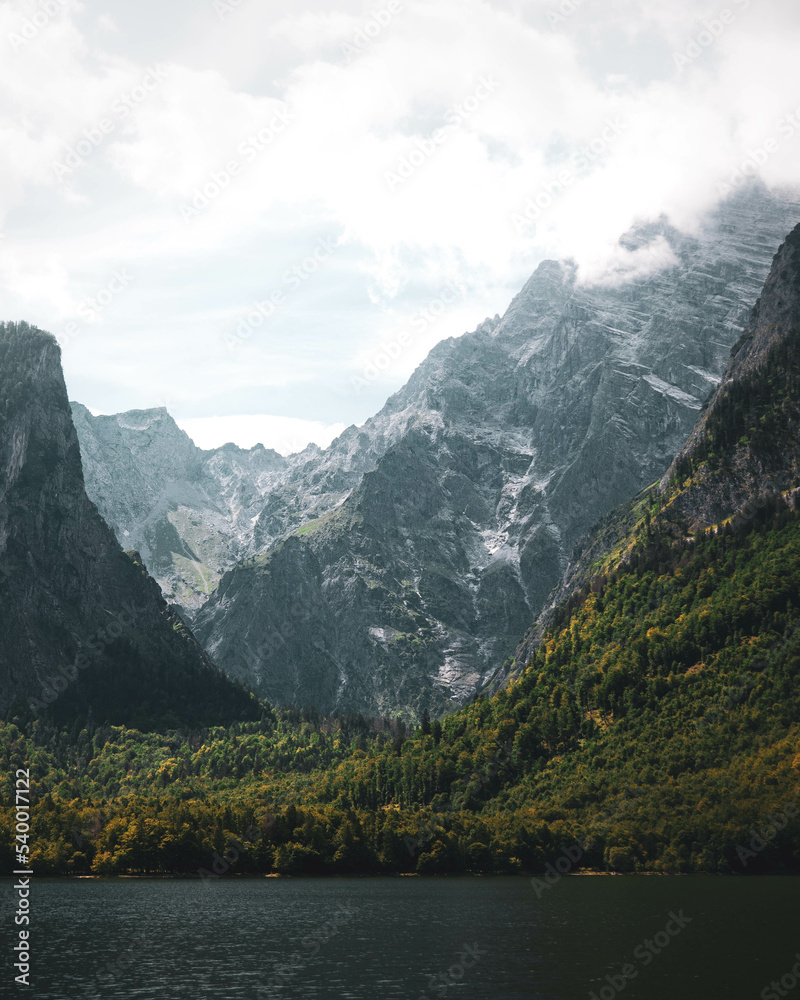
3,875 -> 798,999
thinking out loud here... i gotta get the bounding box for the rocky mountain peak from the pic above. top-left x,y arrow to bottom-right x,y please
189,188 -> 800,717
69,186 -> 800,717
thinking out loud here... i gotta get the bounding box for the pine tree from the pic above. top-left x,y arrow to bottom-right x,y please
421,709 -> 431,737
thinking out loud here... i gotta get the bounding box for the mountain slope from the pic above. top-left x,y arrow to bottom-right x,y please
0,322 -> 258,729
534,219 -> 800,638
192,186 -> 800,716
5,223 -> 800,879
264,220 -> 800,872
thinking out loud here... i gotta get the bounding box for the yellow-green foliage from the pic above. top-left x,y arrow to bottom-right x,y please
2,498 -> 800,876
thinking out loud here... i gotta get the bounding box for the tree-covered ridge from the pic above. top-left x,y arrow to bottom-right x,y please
662,225 -> 800,531
547,226 -> 800,623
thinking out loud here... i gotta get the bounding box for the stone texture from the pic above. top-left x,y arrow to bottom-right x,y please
0,323 -> 234,717
189,187 -> 800,716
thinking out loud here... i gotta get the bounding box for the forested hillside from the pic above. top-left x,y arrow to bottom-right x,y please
2,488 -> 798,876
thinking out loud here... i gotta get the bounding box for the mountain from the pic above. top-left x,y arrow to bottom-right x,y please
663,227 -> 800,522
0,322 -> 258,729
530,218 -> 800,648
189,185 -> 800,717
12,222 -> 800,878
71,404 -> 289,612
262,219 -> 800,872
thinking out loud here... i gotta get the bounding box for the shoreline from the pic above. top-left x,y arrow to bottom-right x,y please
1,870 -> 787,881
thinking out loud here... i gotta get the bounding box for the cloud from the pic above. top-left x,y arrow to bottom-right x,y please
0,0 -> 798,447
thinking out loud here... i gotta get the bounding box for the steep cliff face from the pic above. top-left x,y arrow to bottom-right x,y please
517,222 -> 800,672
0,323 -> 257,727
195,431 -> 535,716
72,403 -> 288,612
77,189 -> 797,623
190,187 -> 800,717
661,222 -> 800,525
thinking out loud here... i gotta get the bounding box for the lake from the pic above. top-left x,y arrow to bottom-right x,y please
5,875 -> 798,999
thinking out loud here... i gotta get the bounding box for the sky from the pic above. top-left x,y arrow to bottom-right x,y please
1,0 -> 799,454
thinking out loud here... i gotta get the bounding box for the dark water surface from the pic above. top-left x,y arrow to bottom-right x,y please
3,875 -> 798,999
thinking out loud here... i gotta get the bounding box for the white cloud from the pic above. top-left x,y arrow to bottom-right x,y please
0,0 -> 798,447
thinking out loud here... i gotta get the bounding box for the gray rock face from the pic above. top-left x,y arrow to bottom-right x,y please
72,404 -> 289,612
0,322 -> 239,719
73,395 -> 444,616
187,186 -> 800,717
517,221 -> 800,675
661,220 -> 800,526
71,186 -> 800,717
